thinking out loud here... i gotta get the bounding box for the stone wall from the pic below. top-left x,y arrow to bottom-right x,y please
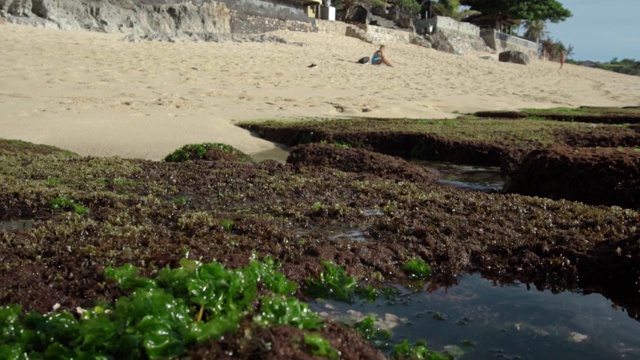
345,23 -> 412,45
481,29 -> 538,58
315,18 -> 345,34
197,0 -> 314,33
414,16 -> 479,37
428,28 -> 492,54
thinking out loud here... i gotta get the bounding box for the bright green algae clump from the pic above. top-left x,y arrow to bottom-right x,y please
0,256 -> 324,359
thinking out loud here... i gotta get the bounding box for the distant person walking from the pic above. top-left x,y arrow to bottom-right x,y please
560,51 -> 565,69
372,45 -> 393,67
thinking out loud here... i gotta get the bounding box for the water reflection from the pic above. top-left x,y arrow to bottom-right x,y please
417,161 -> 504,193
311,274 -> 640,359
249,145 -> 290,164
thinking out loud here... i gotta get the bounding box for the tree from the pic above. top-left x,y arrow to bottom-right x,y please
522,19 -> 547,43
540,37 -> 572,62
395,0 -> 421,18
522,19 -> 547,56
333,0 -> 379,21
432,0 -> 478,20
460,0 -> 572,23
432,0 -> 460,18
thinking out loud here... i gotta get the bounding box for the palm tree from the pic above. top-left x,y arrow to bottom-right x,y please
522,19 -> 547,58
523,20 -> 547,44
432,0 -> 478,20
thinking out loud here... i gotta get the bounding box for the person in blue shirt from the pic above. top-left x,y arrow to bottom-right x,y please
372,45 -> 393,67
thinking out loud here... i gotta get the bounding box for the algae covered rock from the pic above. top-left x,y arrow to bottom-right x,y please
164,142 -> 252,163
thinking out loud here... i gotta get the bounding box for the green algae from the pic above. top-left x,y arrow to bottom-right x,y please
164,142 -> 251,163
1,136 -> 640,358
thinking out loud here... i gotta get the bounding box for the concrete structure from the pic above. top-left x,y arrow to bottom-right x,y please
411,16 -> 536,56
480,29 -> 538,58
414,16 -> 479,37
345,23 -> 413,45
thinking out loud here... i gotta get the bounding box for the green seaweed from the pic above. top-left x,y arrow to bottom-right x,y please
304,333 -> 340,359
305,260 -> 358,303
50,196 -> 89,215
392,339 -> 453,360
402,257 -> 432,280
0,257 -> 322,359
164,142 -> 250,162
352,316 -> 391,349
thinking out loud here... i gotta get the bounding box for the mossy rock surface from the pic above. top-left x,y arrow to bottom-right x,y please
164,142 -> 252,163
2,116 -> 640,358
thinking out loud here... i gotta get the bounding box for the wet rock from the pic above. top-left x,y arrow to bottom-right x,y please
505,146 -> 640,209
287,143 -> 440,185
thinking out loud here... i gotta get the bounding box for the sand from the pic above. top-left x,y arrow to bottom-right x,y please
1,22 -> 639,161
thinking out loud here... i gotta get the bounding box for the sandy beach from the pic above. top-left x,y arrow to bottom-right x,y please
1,22 -> 639,161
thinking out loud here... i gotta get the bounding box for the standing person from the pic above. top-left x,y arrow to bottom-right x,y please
560,51 -> 565,68
372,45 -> 393,67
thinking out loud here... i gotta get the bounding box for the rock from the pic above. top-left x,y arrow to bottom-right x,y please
370,4 -> 387,17
394,17 -> 412,30
498,50 -> 530,65
0,0 -> 30,16
409,35 -> 431,49
425,32 -> 454,54
0,0 -> 314,38
346,5 -> 369,24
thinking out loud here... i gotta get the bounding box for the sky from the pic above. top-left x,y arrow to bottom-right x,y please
545,0 -> 640,62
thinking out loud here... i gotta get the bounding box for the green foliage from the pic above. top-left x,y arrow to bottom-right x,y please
370,0 -> 388,12
164,142 -> 249,162
522,19 -> 547,43
599,58 -> 640,76
0,256 -> 315,359
305,260 -> 358,303
540,38 -> 572,62
392,339 -> 453,360
461,0 -> 572,23
432,0 -> 463,20
50,196 -> 89,215
402,257 -> 432,280
395,0 -> 421,17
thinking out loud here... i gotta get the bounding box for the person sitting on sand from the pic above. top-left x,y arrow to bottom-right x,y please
372,45 -> 393,67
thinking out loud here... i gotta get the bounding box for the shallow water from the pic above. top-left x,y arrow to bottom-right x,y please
249,145 -> 290,163
311,274 -> 640,359
418,161 -> 504,193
